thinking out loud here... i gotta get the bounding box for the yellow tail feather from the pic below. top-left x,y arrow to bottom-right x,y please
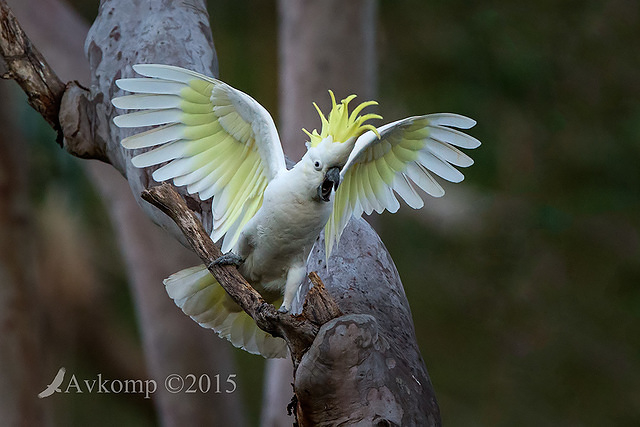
164,265 -> 287,358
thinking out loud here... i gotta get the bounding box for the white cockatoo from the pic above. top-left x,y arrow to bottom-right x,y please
112,64 -> 480,358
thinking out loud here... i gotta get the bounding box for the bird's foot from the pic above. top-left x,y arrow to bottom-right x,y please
277,304 -> 290,314
208,252 -> 245,268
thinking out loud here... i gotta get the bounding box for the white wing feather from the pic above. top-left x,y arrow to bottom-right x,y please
112,64 -> 286,251
326,113 -> 480,256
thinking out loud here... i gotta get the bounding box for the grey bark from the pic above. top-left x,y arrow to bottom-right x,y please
272,0 -> 441,425
265,2 -> 378,424
295,219 -> 440,425
265,0 -> 401,425
3,0 -> 441,424
82,2 -> 245,424
4,0 -> 244,425
79,0 -> 217,240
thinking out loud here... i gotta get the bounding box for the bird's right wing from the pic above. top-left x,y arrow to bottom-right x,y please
112,64 -> 286,252
325,114 -> 480,256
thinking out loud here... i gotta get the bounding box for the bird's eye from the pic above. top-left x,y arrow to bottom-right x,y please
313,160 -> 323,171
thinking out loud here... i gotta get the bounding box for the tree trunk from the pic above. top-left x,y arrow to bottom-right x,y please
2,0 -> 442,424
263,1 -> 380,425
272,1 -> 441,425
82,1 -> 246,423
4,0 -> 244,425
296,219 -> 441,425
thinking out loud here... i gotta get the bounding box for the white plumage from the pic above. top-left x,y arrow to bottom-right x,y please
112,64 -> 480,358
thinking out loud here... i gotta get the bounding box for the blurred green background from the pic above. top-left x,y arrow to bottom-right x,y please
14,0 -> 640,425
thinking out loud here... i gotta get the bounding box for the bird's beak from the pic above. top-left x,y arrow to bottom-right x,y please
318,166 -> 341,202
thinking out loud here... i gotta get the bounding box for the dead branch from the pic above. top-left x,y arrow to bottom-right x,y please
0,0 -> 108,163
1,0 -> 441,423
303,272 -> 342,325
2,1 -> 246,424
0,0 -> 64,142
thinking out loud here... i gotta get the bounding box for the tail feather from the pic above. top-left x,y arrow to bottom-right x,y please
243,320 -> 259,354
193,300 -> 226,325
164,265 -> 288,358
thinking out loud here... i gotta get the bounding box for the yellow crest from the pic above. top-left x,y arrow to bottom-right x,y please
303,91 -> 382,147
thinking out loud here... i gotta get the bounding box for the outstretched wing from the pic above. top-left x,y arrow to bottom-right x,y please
112,64 -> 286,252
325,113 -> 480,256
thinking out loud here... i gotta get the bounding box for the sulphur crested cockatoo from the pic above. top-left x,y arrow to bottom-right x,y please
112,64 -> 480,358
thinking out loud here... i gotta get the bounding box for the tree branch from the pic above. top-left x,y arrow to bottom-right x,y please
3,1 -> 247,424
2,0 -> 442,423
141,183 -> 342,363
303,272 -> 342,325
0,0 -> 108,163
0,0 -> 64,143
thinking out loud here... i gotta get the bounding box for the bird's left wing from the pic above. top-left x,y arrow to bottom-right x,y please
112,64 -> 286,252
325,113 -> 480,256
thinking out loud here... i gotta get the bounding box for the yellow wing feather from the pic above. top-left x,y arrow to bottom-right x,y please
164,265 -> 287,358
113,64 -> 286,251
325,113 -> 480,257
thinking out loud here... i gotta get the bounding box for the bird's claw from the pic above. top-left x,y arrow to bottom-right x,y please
277,305 -> 290,314
208,252 -> 244,268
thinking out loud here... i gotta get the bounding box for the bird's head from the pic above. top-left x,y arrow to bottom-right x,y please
304,139 -> 343,202
302,91 -> 382,202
